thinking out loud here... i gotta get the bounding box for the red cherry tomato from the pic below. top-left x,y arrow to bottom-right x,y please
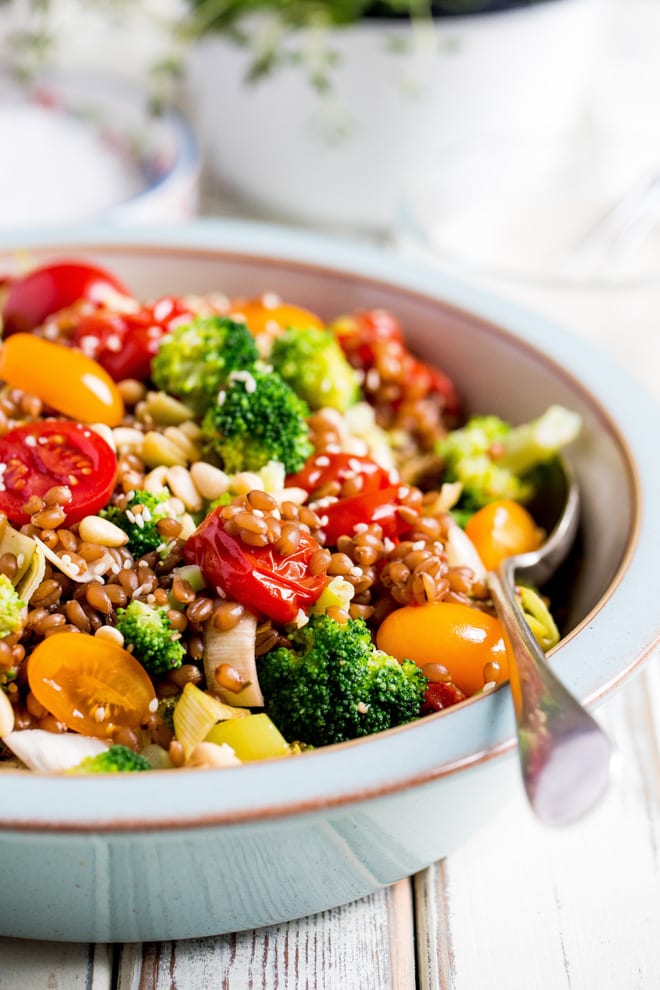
2,260 -> 130,336
184,508 -> 329,624
287,451 -> 397,498
73,296 -> 193,381
0,420 -> 117,526
320,486 -> 410,545
27,632 -> 156,738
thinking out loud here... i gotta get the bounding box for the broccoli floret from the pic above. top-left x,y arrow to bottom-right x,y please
101,490 -> 173,557
0,574 -> 24,638
157,695 -> 179,732
115,599 -> 185,675
270,325 -> 361,412
202,368 -> 313,475
259,614 -> 428,747
437,405 -> 581,512
151,316 -> 259,414
68,744 -> 151,774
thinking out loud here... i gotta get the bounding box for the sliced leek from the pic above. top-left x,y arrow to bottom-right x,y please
0,523 -> 45,601
173,682 -> 247,759
202,612 -> 264,708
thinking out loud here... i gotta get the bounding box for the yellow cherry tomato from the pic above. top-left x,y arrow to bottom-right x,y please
230,297 -> 324,338
376,601 -> 509,697
465,499 -> 543,571
0,334 -> 124,426
27,632 -> 156,738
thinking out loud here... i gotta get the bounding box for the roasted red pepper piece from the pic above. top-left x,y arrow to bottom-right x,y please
421,681 -> 466,715
287,451 -> 397,498
319,486 -> 410,546
184,508 -> 329,624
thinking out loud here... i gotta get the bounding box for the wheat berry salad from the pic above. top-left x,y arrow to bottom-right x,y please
0,257 -> 582,775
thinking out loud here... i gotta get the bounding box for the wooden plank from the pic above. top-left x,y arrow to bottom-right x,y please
117,879 -> 415,990
414,662 -> 660,990
0,940 -> 113,990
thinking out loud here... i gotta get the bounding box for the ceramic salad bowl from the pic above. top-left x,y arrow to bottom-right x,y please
0,222 -> 658,943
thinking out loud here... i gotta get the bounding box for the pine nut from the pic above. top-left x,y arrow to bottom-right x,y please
166,466 -> 203,512
143,465 -> 169,494
232,472 -> 264,495
79,516 -> 130,547
95,625 -> 125,647
279,486 -> 310,505
189,461 -> 231,501
117,379 -> 147,406
185,742 -> 240,769
113,427 -> 145,454
0,689 -> 15,737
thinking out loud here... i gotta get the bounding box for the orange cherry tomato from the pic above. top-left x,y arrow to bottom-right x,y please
0,334 -> 124,426
376,601 -> 509,697
27,632 -> 156,738
230,296 -> 323,338
465,499 -> 543,571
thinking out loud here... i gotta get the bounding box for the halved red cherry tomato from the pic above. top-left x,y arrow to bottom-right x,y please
376,601 -> 509,697
287,451 -> 397,498
73,296 -> 193,381
465,499 -> 543,571
0,334 -> 124,426
2,260 -> 130,336
0,420 -> 117,526
184,508 -> 329,624
320,486 -> 409,545
27,632 -> 156,738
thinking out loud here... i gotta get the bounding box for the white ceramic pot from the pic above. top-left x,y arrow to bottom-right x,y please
185,1 -> 600,231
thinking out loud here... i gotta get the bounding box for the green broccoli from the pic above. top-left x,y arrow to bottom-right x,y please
101,490 -> 173,557
67,744 -> 151,773
270,325 -> 361,412
0,574 -> 24,639
156,695 -> 179,732
259,614 -> 428,747
115,599 -> 185,675
437,405 -> 581,512
151,315 -> 259,414
202,368 -> 313,474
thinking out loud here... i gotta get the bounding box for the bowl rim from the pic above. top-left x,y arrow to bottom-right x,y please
0,220 -> 658,833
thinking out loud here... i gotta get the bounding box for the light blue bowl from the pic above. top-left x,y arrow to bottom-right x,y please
0,222 -> 658,942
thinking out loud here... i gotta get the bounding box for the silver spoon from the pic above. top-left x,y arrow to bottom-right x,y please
486,460 -> 614,826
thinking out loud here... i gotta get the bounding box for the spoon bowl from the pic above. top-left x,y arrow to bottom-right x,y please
487,458 -> 614,826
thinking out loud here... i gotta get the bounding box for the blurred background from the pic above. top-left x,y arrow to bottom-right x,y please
0,0 -> 659,391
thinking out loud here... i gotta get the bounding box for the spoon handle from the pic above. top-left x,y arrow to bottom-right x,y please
488,565 -> 614,826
